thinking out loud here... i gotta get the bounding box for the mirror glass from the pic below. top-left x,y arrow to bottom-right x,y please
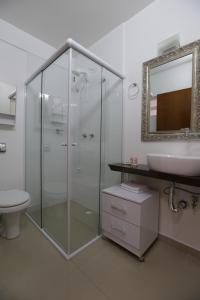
149,54 -> 192,132
0,81 -> 16,116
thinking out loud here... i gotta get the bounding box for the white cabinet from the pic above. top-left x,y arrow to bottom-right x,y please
101,185 -> 159,259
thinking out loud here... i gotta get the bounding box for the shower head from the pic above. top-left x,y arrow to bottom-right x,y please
72,69 -> 88,77
72,69 -> 88,93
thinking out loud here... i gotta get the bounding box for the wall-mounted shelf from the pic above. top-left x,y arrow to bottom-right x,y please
109,163 -> 200,187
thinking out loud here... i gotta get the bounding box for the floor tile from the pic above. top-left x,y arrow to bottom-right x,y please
1,215 -> 200,300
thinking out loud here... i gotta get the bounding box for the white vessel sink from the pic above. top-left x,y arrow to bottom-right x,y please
147,153 -> 200,176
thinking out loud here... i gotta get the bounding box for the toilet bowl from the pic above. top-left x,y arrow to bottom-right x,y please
0,190 -> 31,239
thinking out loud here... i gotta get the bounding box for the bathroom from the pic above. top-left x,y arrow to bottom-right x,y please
0,0 -> 200,299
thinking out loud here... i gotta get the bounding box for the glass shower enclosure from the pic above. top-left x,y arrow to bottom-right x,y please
25,39 -> 123,258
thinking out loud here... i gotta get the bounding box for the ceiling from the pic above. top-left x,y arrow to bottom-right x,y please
0,0 -> 154,48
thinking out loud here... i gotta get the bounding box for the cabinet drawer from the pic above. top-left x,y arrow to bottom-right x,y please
102,192 -> 141,226
102,212 -> 140,249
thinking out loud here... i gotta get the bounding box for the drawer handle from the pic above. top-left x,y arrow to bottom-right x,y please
111,222 -> 126,234
110,204 -> 127,214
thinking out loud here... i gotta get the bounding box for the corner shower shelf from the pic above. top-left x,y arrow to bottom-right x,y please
0,112 -> 15,126
109,163 -> 200,187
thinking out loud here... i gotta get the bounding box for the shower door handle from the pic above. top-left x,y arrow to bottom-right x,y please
60,142 -> 77,147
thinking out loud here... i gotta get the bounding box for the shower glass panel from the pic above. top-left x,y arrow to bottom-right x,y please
26,74 -> 42,226
42,51 -> 69,250
101,69 -> 123,189
25,39 -> 123,258
69,50 -> 101,253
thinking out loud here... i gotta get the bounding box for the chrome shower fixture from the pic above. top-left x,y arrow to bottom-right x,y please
72,69 -> 88,77
72,69 -> 88,93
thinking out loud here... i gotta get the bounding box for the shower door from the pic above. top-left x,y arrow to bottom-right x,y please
26,46 -> 123,256
101,68 -> 123,189
41,51 -> 69,250
69,50 -> 102,253
26,74 -> 42,226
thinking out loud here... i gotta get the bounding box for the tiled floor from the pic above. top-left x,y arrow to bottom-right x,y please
30,201 -> 99,252
0,215 -> 200,300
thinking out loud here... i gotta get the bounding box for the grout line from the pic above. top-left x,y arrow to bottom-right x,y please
71,257 -> 113,300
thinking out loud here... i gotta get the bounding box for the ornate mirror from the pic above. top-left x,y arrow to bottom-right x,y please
142,40 -> 200,141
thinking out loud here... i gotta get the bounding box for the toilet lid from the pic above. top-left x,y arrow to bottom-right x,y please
0,190 -> 30,207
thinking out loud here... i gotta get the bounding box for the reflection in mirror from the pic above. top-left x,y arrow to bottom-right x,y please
0,81 -> 16,116
149,55 -> 192,132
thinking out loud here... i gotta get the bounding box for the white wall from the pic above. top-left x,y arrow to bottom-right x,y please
2,0 -> 200,249
0,19 -> 54,61
124,0 -> 200,161
90,0 -> 200,250
124,0 -> 200,250
90,24 -> 124,75
0,18 -> 55,191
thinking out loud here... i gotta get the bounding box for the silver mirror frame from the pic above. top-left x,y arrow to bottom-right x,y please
142,40 -> 200,141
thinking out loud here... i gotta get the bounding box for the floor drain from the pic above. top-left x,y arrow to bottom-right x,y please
85,210 -> 93,215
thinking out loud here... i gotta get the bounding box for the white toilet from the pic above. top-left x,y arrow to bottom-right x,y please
0,190 -> 31,239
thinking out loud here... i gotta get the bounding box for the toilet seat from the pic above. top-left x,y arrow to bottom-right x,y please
0,189 -> 31,239
0,190 -> 30,213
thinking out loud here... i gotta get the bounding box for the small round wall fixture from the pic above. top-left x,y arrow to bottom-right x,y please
128,82 -> 139,100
